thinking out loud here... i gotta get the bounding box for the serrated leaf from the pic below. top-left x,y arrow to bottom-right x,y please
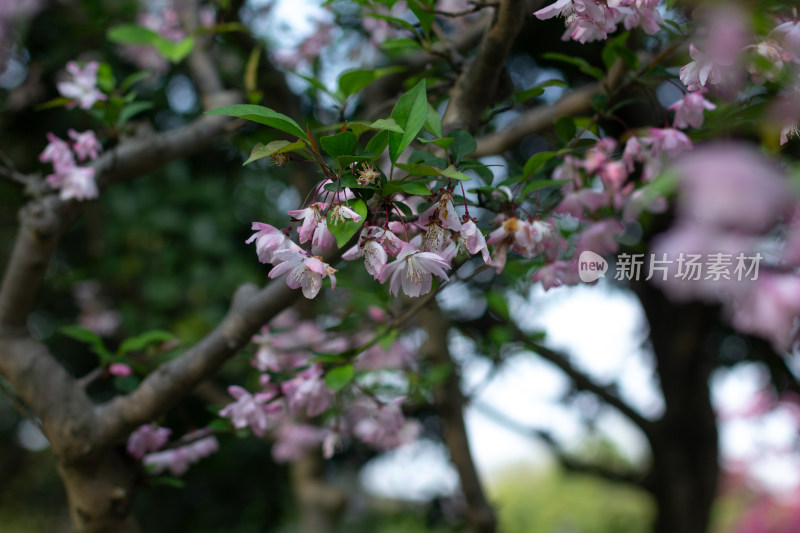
320,131 -> 357,160
523,151 -> 557,178
450,130 -> 476,164
118,329 -> 177,355
327,199 -> 367,248
389,79 -> 428,163
325,364 -> 354,392
205,104 -> 307,141
244,139 -> 306,165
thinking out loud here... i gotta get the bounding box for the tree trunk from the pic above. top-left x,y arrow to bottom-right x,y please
635,282 -> 719,533
56,451 -> 139,533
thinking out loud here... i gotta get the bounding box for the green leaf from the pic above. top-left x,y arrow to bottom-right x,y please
423,103 -> 443,138
555,117 -> 577,143
365,130 -> 389,155
486,291 -> 509,320
514,79 -> 568,103
336,155 -> 376,169
150,476 -> 186,488
541,52 -> 604,80
380,38 -> 423,53
327,199 -> 367,248
394,201 -> 414,217
389,79 -> 428,163
520,178 -> 571,196
325,364 -> 354,392
337,66 -> 406,97
118,329 -> 177,355
523,151 -> 557,178
205,104 -> 307,141
117,101 -> 154,127
320,132 -> 357,160
60,326 -> 112,364
120,71 -> 152,92
408,0 -> 434,34
244,139 -> 306,165
441,165 -> 471,181
602,32 -> 638,71
290,71 -> 336,98
450,130 -> 477,164
400,181 -> 432,196
107,24 -> 195,63
96,63 -> 115,93
352,118 -> 405,134
419,137 -> 453,150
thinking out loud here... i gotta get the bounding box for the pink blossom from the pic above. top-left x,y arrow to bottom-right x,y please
317,179 -> 356,204
328,203 -> 362,225
351,397 -> 421,450
746,40 -> 792,83
576,220 -> 624,256
555,189 -> 609,218
620,0 -> 662,35
669,91 -> 716,130
127,424 -> 172,459
272,424 -> 327,462
533,0 -> 571,20
143,432 -> 219,476
246,222 -> 296,264
39,133 -> 75,172
289,202 -> 334,248
459,220 -> 491,264
644,128 -> 693,159
730,273 -> 800,352
680,44 -> 723,92
343,227 -> 390,280
268,249 -> 337,299
68,129 -> 102,161
219,385 -> 280,437
770,20 -> 800,62
49,165 -> 98,201
281,364 -> 334,417
673,144 -> 791,232
57,61 -> 107,109
380,242 -> 450,298
532,260 -> 580,290
108,363 -> 133,377
355,339 -> 417,371
421,190 -> 462,231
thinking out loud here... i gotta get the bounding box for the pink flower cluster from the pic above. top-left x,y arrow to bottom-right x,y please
39,130 -> 102,201
126,425 -> 218,476
534,0 -> 663,43
651,143 -> 800,352
217,310 -> 421,462
57,61 -> 106,110
249,178 -> 494,299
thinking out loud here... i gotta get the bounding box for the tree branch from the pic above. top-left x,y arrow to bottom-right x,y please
472,400 -> 651,489
515,333 -> 656,440
442,0 -> 527,133
421,303 -> 497,533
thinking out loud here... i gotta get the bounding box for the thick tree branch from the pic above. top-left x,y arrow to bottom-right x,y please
512,328 -> 655,439
442,0 -> 527,133
473,400 -> 651,489
421,304 -> 497,533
